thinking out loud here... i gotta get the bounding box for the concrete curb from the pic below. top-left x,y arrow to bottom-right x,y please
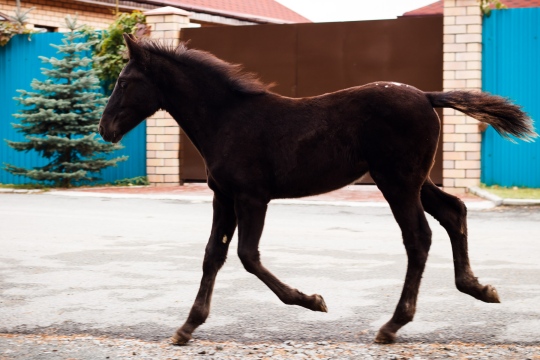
45,190 -> 390,207
468,186 -> 503,206
501,198 -> 540,206
469,186 -> 540,206
44,190 -> 496,210
0,188 -> 44,194
46,190 -> 214,202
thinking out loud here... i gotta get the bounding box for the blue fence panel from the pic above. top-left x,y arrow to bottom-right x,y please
0,33 -> 146,185
482,8 -> 540,187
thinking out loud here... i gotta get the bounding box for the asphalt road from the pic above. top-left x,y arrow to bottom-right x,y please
1,194 -> 539,357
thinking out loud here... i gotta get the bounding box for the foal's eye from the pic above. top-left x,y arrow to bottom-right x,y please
119,81 -> 127,89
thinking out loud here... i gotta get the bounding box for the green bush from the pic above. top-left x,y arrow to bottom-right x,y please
93,11 -> 150,91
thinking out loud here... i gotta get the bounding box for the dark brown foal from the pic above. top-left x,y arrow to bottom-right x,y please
99,35 -> 535,345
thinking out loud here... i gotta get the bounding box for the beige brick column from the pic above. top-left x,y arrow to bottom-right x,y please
443,0 -> 483,193
144,7 -> 191,185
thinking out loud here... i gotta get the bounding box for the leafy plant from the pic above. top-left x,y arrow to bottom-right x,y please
0,0 -> 35,46
93,11 -> 151,91
0,21 -> 30,46
113,176 -> 150,186
478,0 -> 507,16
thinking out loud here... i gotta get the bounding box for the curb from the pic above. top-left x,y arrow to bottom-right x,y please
469,186 -> 540,206
468,186 -> 502,206
501,198 -> 540,206
45,190 -> 389,207
0,188 -> 44,194
44,190 -> 496,210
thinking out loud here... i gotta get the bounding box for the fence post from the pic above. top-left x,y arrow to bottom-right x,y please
442,0 -> 483,194
143,6 -> 192,186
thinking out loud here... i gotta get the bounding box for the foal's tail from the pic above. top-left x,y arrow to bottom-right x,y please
425,91 -> 537,141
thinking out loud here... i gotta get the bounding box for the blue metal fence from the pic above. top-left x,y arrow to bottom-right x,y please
0,32 -> 146,185
482,8 -> 540,187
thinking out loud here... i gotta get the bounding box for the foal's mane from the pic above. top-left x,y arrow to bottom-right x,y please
138,39 -> 271,95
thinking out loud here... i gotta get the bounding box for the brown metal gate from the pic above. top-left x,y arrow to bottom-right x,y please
180,16 -> 443,184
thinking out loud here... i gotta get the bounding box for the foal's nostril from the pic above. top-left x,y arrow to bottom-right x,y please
98,125 -> 104,136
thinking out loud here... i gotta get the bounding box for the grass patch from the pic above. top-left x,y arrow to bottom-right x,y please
1,177 -> 149,190
480,184 -> 540,199
113,176 -> 150,186
0,183 -> 50,190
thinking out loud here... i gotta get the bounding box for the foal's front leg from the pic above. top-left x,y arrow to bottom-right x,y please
235,196 -> 327,312
375,194 -> 433,344
172,193 -> 237,345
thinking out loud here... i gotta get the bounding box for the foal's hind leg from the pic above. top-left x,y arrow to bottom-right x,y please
420,180 -> 500,303
373,183 -> 433,344
172,192 -> 237,345
235,195 -> 328,312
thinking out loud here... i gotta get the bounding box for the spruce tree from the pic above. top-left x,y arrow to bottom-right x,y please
4,16 -> 126,187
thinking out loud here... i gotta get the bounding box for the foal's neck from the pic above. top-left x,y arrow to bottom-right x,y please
154,59 -> 254,155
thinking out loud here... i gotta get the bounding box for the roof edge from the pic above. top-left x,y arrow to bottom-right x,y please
144,5 -> 191,16
138,0 -> 310,24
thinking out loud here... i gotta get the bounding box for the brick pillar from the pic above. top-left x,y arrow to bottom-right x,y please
442,0 -> 483,193
144,6 -> 191,186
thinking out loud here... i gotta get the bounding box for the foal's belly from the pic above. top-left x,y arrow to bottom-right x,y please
271,162 -> 369,199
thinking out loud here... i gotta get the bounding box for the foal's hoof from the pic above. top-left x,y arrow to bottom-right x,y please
312,294 -> 328,312
171,329 -> 192,346
374,328 -> 396,344
481,285 -> 501,303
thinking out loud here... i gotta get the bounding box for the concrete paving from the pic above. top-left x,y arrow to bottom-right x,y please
1,192 -> 539,351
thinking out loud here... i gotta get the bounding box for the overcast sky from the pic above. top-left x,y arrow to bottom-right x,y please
275,0 -> 438,22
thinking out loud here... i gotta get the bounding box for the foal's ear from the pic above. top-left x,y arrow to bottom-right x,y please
123,33 -> 148,65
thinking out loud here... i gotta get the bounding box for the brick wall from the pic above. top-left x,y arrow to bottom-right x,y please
0,0 -> 115,30
443,0 -> 483,193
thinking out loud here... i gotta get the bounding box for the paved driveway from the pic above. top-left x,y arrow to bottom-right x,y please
1,194 -> 539,358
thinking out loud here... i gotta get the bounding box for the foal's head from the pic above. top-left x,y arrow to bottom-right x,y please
99,34 -> 161,143
99,34 -> 271,143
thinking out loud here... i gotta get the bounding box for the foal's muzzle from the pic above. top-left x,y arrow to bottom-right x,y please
98,124 -> 123,144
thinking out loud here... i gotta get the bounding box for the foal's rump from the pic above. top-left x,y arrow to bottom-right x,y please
351,83 -> 535,141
